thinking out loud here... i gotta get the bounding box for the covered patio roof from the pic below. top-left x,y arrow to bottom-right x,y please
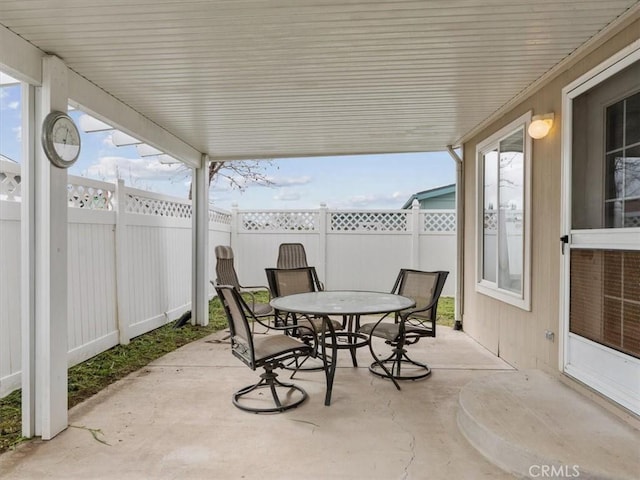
2,0 -> 639,446
1,0 -> 638,161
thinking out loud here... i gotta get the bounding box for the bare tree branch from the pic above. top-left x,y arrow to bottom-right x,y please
186,159 -> 274,200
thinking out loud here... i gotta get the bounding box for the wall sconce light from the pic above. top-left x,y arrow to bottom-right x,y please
528,113 -> 554,139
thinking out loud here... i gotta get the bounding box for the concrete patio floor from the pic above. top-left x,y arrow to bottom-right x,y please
0,326 -> 637,479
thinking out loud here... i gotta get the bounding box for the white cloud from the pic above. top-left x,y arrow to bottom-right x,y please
274,190 -> 301,201
339,191 -> 408,209
8,101 -> 19,110
12,126 -> 21,142
102,133 -> 116,147
85,156 -> 181,183
266,175 -> 311,187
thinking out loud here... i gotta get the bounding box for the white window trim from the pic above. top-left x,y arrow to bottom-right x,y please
475,111 -> 532,311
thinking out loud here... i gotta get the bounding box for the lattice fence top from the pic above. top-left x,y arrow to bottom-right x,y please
126,193 -> 193,218
484,210 -> 523,232
68,183 -> 115,210
0,170 -> 21,201
330,211 -> 408,232
209,209 -> 232,225
423,211 -> 456,232
624,214 -> 640,228
240,211 -> 318,231
484,210 -> 498,231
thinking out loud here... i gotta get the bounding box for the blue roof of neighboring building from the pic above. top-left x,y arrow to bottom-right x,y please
402,183 -> 455,209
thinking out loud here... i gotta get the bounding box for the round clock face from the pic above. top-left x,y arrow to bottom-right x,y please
42,111 -> 81,168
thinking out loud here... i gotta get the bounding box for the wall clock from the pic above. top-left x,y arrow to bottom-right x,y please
41,111 -> 81,169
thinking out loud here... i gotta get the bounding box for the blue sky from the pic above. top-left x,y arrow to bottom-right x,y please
1,81 -> 455,210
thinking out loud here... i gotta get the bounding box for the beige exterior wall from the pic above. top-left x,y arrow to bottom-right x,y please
461,19 -> 640,371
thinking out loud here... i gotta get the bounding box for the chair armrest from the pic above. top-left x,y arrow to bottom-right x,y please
401,297 -> 440,319
240,284 -> 271,292
253,313 -> 317,338
239,285 -> 271,300
237,286 -> 272,313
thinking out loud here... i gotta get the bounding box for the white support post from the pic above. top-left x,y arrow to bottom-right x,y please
114,179 -> 130,344
21,83 -> 37,438
33,55 -> 69,439
447,145 -> 464,331
192,154 -> 209,326
318,203 -> 328,286
411,199 -> 420,268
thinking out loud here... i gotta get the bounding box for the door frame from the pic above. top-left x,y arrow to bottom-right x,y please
560,39 -> 640,414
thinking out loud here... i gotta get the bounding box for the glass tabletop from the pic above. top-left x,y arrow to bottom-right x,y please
270,290 -> 415,316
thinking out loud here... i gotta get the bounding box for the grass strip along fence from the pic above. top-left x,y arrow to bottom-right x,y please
0,295 -> 454,454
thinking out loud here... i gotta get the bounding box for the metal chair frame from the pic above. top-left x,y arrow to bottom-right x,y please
213,245 -> 273,331
265,266 -> 343,373
215,284 -> 315,413
360,269 -> 449,389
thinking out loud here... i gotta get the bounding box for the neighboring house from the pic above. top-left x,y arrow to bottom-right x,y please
402,184 -> 455,210
461,22 -> 640,416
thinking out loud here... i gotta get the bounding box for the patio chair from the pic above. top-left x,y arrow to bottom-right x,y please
265,266 -> 340,330
359,269 -> 449,387
215,284 -> 314,413
213,245 -> 273,326
276,243 -> 324,290
265,266 -> 343,371
276,242 -> 309,269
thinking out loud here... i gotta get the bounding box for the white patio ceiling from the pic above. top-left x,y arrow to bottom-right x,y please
0,0 -> 638,161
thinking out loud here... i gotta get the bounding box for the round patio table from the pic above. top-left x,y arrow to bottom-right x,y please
270,290 -> 415,406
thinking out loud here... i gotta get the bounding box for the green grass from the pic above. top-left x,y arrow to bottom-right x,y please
436,296 -> 455,327
0,390 -> 22,452
1,292 -> 455,455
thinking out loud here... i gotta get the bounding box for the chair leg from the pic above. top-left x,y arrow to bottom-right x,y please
285,353 -> 325,378
367,339 -> 401,390
393,350 -> 431,380
283,334 -> 324,376
369,345 -> 431,383
232,365 -> 308,414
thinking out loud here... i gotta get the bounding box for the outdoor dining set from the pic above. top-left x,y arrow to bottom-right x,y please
213,243 -> 449,414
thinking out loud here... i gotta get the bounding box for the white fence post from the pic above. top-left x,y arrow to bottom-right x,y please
318,203 -> 328,284
114,179 -> 130,345
411,199 -> 420,268
230,203 -> 239,248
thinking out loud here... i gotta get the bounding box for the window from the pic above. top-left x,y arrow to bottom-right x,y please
476,112 -> 531,310
605,91 -> 640,228
571,62 -> 640,230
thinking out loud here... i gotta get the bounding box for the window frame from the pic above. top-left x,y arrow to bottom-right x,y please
475,111 -> 532,311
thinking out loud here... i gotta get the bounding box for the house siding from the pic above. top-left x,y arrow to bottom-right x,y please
462,19 -> 640,371
418,192 -> 455,210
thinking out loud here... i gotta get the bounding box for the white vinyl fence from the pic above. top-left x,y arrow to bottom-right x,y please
0,160 -> 231,396
0,159 -> 456,398
232,205 -> 456,295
